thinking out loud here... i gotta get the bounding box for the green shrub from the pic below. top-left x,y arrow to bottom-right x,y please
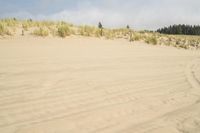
58,25 -> 70,37
32,28 -> 49,37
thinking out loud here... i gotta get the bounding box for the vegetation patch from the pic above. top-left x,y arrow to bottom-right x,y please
145,36 -> 157,45
0,18 -> 199,50
57,25 -> 70,37
79,25 -> 97,36
0,22 -> 11,35
32,28 -> 49,37
157,24 -> 200,35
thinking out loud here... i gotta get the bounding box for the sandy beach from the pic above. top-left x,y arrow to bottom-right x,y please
0,36 -> 200,133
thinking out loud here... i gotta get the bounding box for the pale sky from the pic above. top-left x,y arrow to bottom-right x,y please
0,0 -> 200,30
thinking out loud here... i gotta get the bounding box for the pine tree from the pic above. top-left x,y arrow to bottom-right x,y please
98,22 -> 103,29
98,22 -> 103,36
157,24 -> 200,35
127,25 -> 130,29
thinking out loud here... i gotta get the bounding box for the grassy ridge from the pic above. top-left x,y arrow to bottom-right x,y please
0,18 -> 200,49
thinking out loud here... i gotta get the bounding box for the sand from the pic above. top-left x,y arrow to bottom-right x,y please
0,36 -> 200,133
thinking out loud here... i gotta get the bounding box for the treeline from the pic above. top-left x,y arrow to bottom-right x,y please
157,24 -> 200,35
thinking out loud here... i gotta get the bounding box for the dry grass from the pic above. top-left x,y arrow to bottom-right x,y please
78,25 -> 98,37
57,24 -> 71,37
145,36 -> 158,45
32,28 -> 49,37
0,18 -> 200,49
0,22 -> 12,35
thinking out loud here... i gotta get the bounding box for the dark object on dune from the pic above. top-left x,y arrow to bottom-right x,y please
98,22 -> 103,36
127,25 -> 130,29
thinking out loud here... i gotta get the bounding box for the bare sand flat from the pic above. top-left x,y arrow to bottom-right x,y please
0,36 -> 200,133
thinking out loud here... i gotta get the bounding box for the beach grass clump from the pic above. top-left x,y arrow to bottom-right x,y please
112,28 -> 129,38
0,22 -> 12,35
130,33 -> 142,41
0,22 -> 6,35
1,18 -> 18,27
33,21 -> 56,29
22,19 -> 38,31
57,24 -> 70,37
32,27 -> 49,37
22,23 -> 29,31
79,25 -> 97,36
178,44 -> 189,49
133,35 -> 141,41
104,30 -> 115,39
48,27 -> 57,37
145,36 -> 157,45
118,28 -> 130,36
22,19 -> 44,29
94,29 -> 102,37
58,21 -> 73,27
175,39 -> 181,45
40,21 -> 55,27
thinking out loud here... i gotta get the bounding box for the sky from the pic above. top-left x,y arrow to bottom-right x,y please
0,0 -> 200,30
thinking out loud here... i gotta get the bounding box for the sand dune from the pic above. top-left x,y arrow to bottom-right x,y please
0,36 -> 200,133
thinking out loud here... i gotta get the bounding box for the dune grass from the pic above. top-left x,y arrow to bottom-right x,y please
0,22 -> 6,35
32,28 -> 49,37
78,25 -> 98,37
0,18 -> 200,49
145,36 -> 157,45
0,22 -> 12,35
0,18 -> 18,27
130,33 -> 143,41
57,24 -> 71,37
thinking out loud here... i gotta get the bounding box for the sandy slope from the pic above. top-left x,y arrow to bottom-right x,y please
0,36 -> 200,133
